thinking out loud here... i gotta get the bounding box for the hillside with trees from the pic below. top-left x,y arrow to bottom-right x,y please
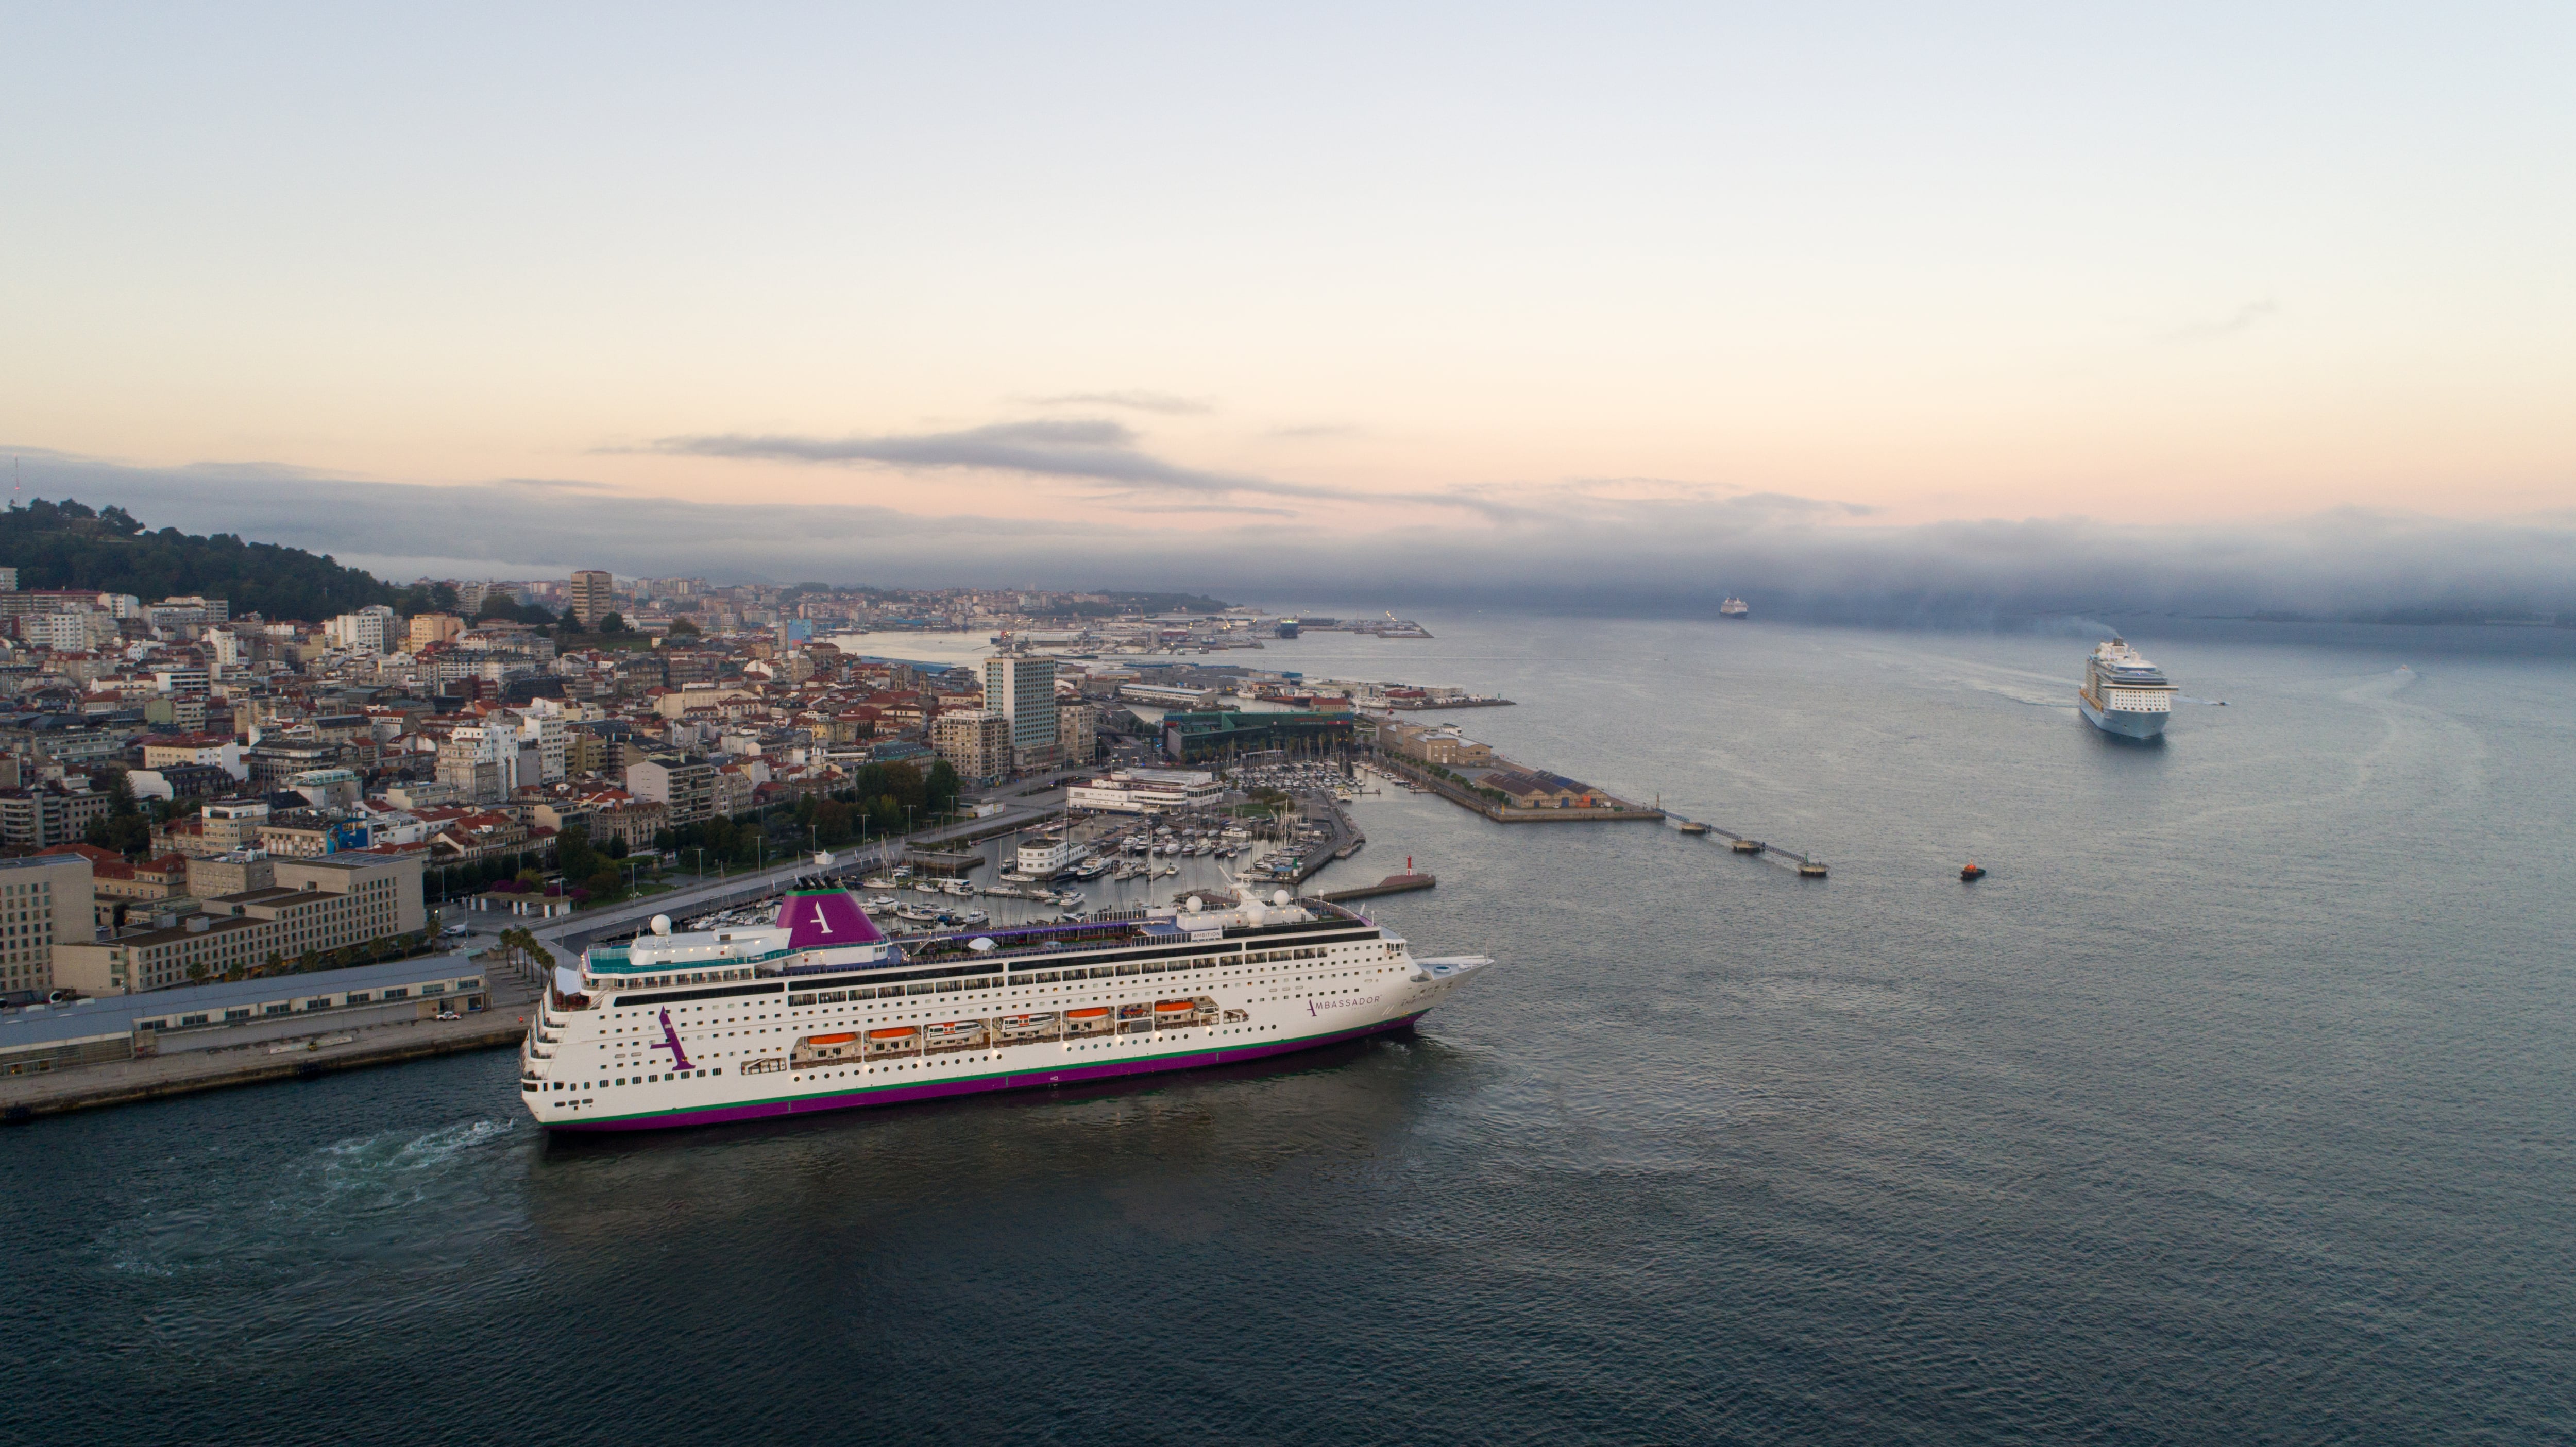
1,497 -> 396,621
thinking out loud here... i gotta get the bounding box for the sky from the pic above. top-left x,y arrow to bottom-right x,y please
2,3 -> 2571,608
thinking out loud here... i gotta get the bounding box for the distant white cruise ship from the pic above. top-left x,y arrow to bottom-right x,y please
2079,637 -> 2176,739
520,883 -> 1490,1131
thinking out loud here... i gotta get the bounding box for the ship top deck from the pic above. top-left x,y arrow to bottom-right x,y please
2090,638 -> 2173,686
579,891 -> 1376,986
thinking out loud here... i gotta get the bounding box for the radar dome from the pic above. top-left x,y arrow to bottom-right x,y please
649,915 -> 672,936
1270,890 -> 1291,907
1184,895 -> 1204,913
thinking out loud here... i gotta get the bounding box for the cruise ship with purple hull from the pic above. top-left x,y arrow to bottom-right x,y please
519,882 -> 1489,1131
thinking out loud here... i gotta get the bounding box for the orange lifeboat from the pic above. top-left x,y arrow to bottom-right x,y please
807,1032 -> 858,1047
1065,1007 -> 1111,1021
866,1027 -> 918,1042
1154,999 -> 1196,1015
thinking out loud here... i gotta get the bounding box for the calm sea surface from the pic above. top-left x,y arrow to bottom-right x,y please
7,615 -> 2573,1445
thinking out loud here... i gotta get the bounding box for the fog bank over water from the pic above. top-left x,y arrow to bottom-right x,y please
13,451 -> 2573,627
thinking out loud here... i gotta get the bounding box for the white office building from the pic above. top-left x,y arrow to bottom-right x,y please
981,654 -> 1058,771
1066,769 -> 1224,813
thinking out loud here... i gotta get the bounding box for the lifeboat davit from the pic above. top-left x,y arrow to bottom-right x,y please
866,1027 -> 918,1042
806,1032 -> 858,1046
999,1013 -> 1055,1027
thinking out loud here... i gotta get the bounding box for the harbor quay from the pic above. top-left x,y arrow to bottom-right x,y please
1368,718 -> 1663,824
0,955 -> 533,1119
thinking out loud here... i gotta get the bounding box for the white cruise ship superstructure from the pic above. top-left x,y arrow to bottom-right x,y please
519,884 -> 1489,1131
2079,637 -> 2177,739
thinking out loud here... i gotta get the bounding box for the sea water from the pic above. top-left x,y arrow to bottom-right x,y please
4,615 -> 2570,1444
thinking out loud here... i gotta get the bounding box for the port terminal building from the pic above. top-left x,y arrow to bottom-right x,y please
0,955 -> 490,1076
1065,769 -> 1224,813
1160,709 -> 1355,764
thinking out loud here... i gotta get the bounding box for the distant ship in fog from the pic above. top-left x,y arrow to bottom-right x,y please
2079,637 -> 2175,739
1718,597 -> 1749,620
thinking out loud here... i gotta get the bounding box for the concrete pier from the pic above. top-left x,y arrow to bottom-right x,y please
1,977 -> 541,1121
1319,873 -> 1437,903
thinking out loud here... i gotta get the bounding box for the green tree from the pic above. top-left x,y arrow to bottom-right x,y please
596,611 -> 626,635
666,616 -> 700,637
0,498 -> 400,619
925,759 -> 962,817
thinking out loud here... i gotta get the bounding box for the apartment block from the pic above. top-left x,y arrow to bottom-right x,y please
54,852 -> 427,996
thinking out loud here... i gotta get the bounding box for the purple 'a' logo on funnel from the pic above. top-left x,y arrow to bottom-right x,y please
779,890 -> 886,950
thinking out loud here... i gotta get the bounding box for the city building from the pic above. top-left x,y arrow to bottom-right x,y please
0,852 -> 95,998
1065,768 -> 1223,813
53,852 -> 427,996
324,605 -> 398,654
0,785 -> 112,850
569,570 -> 615,628
1160,709 -> 1356,764
406,612 -> 465,649
1057,701 -> 1098,765
982,654 -> 1058,771
930,708 -> 1014,783
1377,719 -> 1498,768
141,733 -> 247,779
624,758 -> 716,824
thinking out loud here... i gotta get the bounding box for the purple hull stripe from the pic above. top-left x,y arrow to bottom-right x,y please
545,1012 -> 1430,1132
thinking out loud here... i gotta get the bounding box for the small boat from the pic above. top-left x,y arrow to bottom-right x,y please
1960,863 -> 1986,881
806,1032 -> 858,1047
861,875 -> 899,890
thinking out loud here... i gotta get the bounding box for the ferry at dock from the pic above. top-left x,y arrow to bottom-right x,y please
2079,637 -> 2177,740
518,879 -> 1490,1131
